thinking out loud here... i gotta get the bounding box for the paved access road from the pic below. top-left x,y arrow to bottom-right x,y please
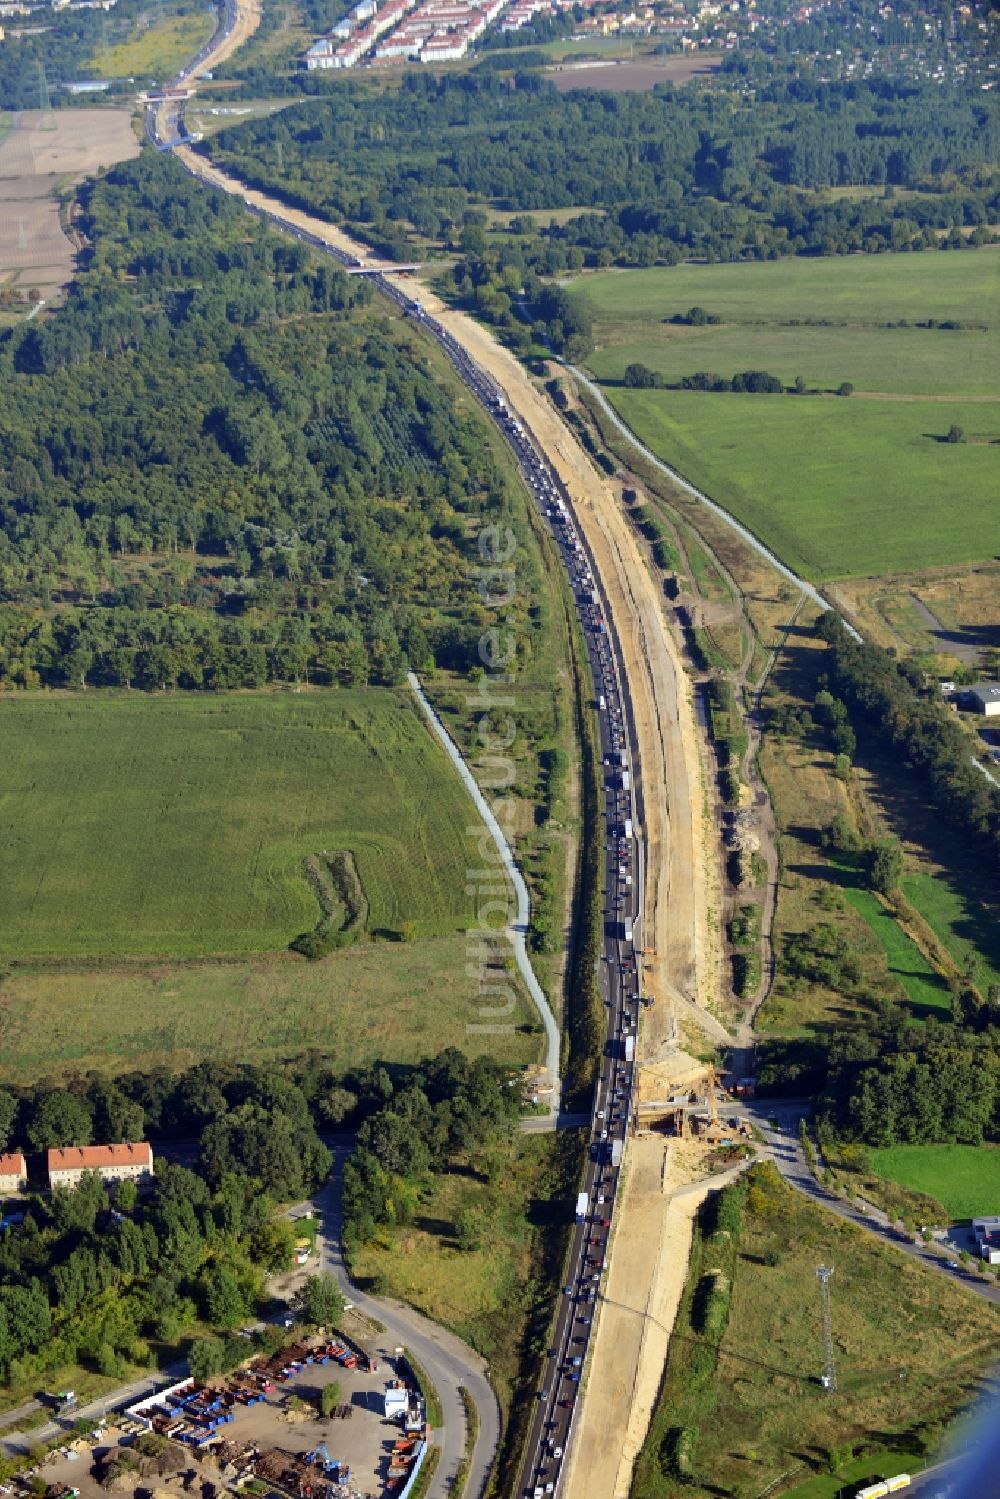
744,1101 -> 1000,1307
305,1149 -> 500,1499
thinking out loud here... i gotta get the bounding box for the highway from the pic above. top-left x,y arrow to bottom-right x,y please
145,13 -> 647,1494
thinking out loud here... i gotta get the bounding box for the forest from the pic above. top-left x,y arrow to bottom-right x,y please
0,1048 -> 516,1387
0,152 -> 543,689
205,70 -> 1000,275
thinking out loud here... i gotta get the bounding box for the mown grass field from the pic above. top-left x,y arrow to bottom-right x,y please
631,1164 -> 997,1499
869,1144 -> 1000,1219
837,886 -> 951,1018
0,935 -> 540,1082
903,870 -> 1000,997
0,690 -> 487,958
607,388 -> 998,580
577,249 -> 1000,580
90,6 -> 216,78
578,250 -> 1000,341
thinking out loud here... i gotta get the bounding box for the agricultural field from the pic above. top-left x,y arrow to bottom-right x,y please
0,934 -> 541,1082
89,5 -> 216,78
868,1144 -> 1000,1219
605,389 -> 997,581
576,249 -> 1000,579
0,109 -> 139,302
0,690 -> 491,958
631,1164 -> 997,1499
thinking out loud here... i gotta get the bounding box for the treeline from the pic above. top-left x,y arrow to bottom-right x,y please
815,614 -> 1000,871
818,1019 -> 1000,1146
0,151 -> 542,690
205,71 -> 1000,273
342,1051 -> 521,1247
0,1161 -> 302,1388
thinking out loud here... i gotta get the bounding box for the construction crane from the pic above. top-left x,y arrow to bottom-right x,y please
816,1265 -> 837,1392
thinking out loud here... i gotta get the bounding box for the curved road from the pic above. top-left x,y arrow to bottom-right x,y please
407,672 -> 561,1111
311,1150 -> 501,1499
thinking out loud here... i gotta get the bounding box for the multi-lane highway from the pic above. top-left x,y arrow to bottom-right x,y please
147,29 -> 647,1493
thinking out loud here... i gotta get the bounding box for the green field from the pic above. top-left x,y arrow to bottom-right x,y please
869,1143 -> 1000,1218
90,6 -> 216,78
0,935 -> 540,1081
904,871 -> 1000,996
607,387 -> 999,579
839,887 -> 951,1018
577,250 -> 1000,340
632,1164 -> 997,1499
577,249 -> 1000,579
0,690 -> 489,958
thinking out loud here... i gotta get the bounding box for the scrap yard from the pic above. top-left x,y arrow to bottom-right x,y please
31,1337 -> 429,1499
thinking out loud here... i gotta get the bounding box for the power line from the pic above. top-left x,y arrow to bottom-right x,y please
816,1265 -> 836,1393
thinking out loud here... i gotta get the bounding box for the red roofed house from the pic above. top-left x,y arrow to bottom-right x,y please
47,1142 -> 154,1192
0,1152 -> 27,1195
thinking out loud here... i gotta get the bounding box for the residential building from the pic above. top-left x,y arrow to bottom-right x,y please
48,1141 -> 154,1191
0,1152 -> 27,1196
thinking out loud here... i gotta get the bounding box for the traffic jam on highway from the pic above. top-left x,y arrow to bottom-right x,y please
150,62 -> 644,1486
381,316 -> 644,1498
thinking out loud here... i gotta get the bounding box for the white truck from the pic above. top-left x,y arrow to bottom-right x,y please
576,1191 -> 589,1223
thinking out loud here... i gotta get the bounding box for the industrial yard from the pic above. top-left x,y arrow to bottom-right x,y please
30,1337 -> 430,1499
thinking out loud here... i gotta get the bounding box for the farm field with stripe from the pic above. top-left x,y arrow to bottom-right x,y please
0,689 -> 483,958
576,248 -> 1000,580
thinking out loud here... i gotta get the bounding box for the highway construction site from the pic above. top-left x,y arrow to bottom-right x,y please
144,9 -> 774,1492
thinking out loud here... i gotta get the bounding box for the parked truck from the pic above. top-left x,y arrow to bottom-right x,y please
576,1192 -> 588,1223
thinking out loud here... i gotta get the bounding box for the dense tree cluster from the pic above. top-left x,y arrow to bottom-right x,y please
206,71 -> 1000,278
342,1049 -> 521,1246
819,1019 -> 1000,1146
815,614 -> 1000,872
0,152 -> 541,689
0,1162 -> 298,1387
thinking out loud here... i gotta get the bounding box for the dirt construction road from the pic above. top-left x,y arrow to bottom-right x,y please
564,1140 -> 750,1499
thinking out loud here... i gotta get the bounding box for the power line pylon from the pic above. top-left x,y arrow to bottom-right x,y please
816,1265 -> 836,1392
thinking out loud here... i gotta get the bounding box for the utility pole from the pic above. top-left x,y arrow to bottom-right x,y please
816,1265 -> 836,1392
